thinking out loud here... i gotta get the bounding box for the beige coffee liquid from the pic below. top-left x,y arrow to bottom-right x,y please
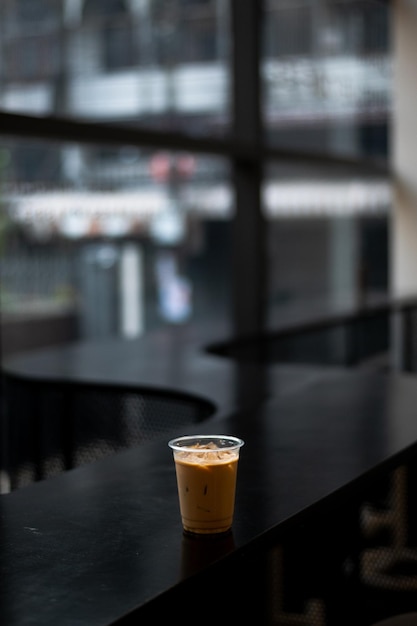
174,447 -> 239,534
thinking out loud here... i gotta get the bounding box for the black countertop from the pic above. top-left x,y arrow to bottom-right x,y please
3,367 -> 417,625
2,327 -> 358,420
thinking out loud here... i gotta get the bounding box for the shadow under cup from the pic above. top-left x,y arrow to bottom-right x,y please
168,435 -> 245,535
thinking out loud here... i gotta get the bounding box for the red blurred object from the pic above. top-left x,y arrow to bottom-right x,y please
150,153 -> 195,182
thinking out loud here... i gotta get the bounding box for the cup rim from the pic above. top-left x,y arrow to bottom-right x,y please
168,434 -> 244,452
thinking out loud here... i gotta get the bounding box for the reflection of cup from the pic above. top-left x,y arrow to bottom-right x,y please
180,530 -> 236,578
168,435 -> 244,535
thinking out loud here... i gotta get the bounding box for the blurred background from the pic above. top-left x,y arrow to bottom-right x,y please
0,0 -> 391,358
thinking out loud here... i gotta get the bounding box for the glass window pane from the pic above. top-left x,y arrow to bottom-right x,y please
0,0 -> 231,137
0,138 -> 233,358
264,161 -> 391,330
262,0 -> 392,158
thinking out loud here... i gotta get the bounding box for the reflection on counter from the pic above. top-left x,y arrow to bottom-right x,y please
180,531 -> 236,578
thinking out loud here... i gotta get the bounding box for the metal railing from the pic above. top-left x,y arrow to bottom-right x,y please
206,294 -> 417,374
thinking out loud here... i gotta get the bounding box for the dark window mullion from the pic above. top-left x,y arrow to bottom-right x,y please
231,0 -> 266,337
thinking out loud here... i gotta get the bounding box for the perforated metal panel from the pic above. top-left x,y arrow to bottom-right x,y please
262,462 -> 417,626
2,377 -> 215,491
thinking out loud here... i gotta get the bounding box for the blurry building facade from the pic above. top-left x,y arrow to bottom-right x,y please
0,0 -> 392,355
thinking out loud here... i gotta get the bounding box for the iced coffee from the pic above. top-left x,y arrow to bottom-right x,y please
168,435 -> 244,535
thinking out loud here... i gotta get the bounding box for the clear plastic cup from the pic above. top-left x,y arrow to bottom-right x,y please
168,435 -> 244,535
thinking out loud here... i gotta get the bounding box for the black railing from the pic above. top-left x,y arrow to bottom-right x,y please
206,295 -> 417,374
